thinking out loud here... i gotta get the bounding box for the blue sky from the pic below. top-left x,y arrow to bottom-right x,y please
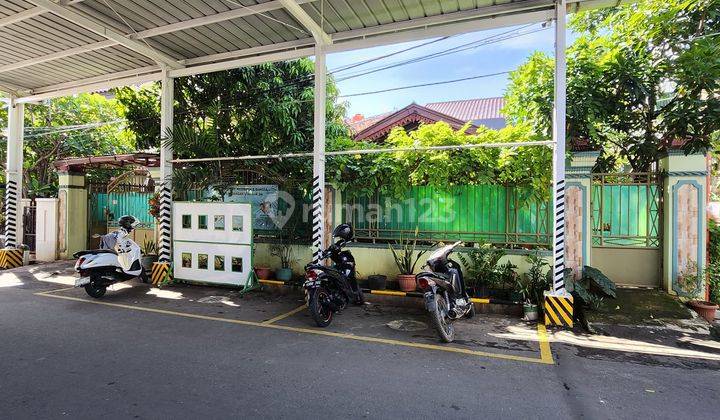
325,23 -> 561,118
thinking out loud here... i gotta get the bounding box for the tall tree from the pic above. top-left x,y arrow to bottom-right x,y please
0,93 -> 133,197
504,0 -> 720,172
115,59 -> 349,194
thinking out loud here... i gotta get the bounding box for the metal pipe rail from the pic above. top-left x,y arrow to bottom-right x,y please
171,140 -> 556,164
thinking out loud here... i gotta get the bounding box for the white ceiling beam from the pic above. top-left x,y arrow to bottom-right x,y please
331,0 -> 554,41
0,81 -> 32,97
278,0 -> 332,45
169,47 -> 315,78
136,0 -> 314,39
0,0 -> 84,29
330,10 -> 554,52
0,0 -> 315,74
30,65 -> 160,95
16,71 -> 162,103
27,0 -> 183,69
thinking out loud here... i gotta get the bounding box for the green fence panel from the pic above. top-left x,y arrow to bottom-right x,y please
93,192 -> 155,228
343,185 -> 551,246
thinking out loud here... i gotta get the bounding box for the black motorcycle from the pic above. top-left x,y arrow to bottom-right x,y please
304,223 -> 363,327
415,241 -> 474,342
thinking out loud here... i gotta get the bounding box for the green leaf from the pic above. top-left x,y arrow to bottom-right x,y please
583,265 -> 617,298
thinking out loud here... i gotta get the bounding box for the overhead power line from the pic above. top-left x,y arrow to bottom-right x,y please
338,71 -> 510,98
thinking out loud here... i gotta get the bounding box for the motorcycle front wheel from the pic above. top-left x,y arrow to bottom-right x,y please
308,286 -> 333,327
431,293 -> 455,343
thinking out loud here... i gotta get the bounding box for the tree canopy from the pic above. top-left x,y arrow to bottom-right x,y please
329,122 -> 552,200
504,0 -> 720,172
0,93 -> 132,197
116,58 -> 349,196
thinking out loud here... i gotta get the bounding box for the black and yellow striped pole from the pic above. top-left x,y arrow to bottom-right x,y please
544,0 -> 573,328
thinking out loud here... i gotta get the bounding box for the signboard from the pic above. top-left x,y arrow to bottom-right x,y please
172,202 -> 253,287
219,185 -> 279,230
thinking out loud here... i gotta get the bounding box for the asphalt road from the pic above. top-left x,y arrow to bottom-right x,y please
1,264 -> 720,419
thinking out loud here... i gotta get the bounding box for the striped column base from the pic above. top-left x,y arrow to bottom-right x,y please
151,262 -> 173,286
0,249 -> 24,269
544,292 -> 574,328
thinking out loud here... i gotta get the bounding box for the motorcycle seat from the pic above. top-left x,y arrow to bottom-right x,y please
73,249 -> 118,258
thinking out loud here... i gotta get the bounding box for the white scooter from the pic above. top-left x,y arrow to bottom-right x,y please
73,215 -> 148,298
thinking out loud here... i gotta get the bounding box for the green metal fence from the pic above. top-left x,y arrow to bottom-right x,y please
89,182 -> 155,229
342,185 -> 551,247
591,173 -> 662,248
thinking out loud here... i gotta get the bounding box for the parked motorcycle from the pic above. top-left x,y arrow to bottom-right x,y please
73,215 -> 148,298
303,223 -> 364,327
415,241 -> 474,342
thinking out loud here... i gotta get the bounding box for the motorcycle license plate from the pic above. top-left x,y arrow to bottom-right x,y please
304,280 -> 320,288
75,277 -> 91,287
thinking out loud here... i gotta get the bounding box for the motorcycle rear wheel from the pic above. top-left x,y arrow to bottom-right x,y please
84,282 -> 107,298
308,286 -> 333,327
431,294 -> 455,342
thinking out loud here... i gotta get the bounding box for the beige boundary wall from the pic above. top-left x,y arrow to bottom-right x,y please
252,242 -> 551,281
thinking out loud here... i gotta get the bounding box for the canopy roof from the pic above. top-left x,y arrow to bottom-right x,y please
0,0 -> 614,102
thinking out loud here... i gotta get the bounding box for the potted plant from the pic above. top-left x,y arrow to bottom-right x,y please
516,252 -> 550,321
457,244 -> 505,297
367,274 -> 387,290
515,274 -> 538,321
269,241 -> 296,282
688,300 -> 719,322
141,238 -> 158,271
254,266 -> 273,280
388,228 -> 428,292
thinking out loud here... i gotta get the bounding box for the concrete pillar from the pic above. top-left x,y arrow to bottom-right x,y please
35,198 -> 59,261
551,0 -> 568,294
58,171 -> 87,258
312,45 -> 327,261
5,99 -> 24,248
158,71 -> 174,263
660,151 -> 707,297
565,151 -> 598,279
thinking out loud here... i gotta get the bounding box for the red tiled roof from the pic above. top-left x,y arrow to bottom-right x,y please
425,97 -> 504,121
346,111 -> 392,134
353,103 -> 476,142
347,97 -> 505,136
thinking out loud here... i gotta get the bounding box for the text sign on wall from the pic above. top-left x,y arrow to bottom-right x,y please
172,202 -> 253,287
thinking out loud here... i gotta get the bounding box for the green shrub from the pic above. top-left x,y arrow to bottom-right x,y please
457,245 -> 506,289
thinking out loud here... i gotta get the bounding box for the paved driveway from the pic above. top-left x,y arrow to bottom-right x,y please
1,261 -> 719,419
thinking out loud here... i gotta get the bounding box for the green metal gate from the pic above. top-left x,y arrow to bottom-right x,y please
88,182 -> 155,248
590,172 -> 663,287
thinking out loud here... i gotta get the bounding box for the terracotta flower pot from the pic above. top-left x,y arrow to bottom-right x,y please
254,266 -> 273,280
397,274 -> 417,292
688,300 -> 719,322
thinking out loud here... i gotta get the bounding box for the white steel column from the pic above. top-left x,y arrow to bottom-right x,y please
551,0 -> 568,294
158,71 -> 174,262
5,98 -> 24,248
311,45 -> 327,261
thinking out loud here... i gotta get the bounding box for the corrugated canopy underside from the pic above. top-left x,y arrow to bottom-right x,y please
0,0 -> 610,99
